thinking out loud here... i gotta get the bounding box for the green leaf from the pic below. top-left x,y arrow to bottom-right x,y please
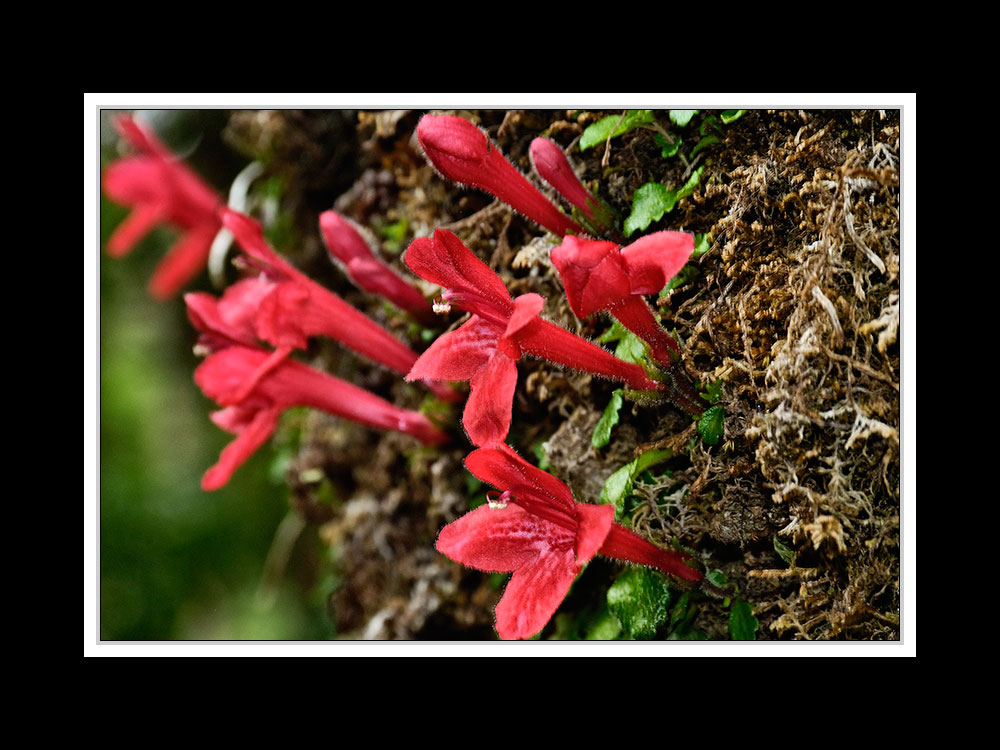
773,535 -> 797,566
597,319 -> 627,344
729,599 -> 759,640
654,133 -> 682,158
697,405 -> 725,446
584,608 -> 623,640
699,115 -> 721,137
721,110 -> 746,124
580,110 -> 655,151
689,134 -> 720,159
599,448 -> 671,519
592,389 -> 624,450
624,166 -> 704,239
614,328 -> 649,365
691,232 -> 711,259
669,110 -> 699,127
706,569 -> 728,589
699,379 -> 722,404
623,182 -> 678,238
676,165 -> 705,201
607,567 -> 672,639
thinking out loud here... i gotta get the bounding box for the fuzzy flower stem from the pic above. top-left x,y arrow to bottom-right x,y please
515,319 -> 659,392
417,115 -> 584,237
598,523 -> 703,583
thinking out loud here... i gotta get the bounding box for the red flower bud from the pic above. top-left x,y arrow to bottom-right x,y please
319,211 -> 437,327
416,115 -> 583,237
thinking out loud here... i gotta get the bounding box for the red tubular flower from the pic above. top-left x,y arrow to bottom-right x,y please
551,232 -> 694,368
529,137 -> 616,237
551,232 -> 707,415
436,444 -> 702,639
220,209 -> 458,402
319,210 -> 437,327
416,115 -> 584,238
102,115 -> 223,299
195,345 -> 448,490
404,230 -> 660,447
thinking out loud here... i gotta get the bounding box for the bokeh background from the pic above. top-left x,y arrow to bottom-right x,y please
99,110 -> 331,640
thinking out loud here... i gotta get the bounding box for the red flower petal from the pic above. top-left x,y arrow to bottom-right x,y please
494,545 -> 580,640
465,444 -> 575,511
106,198 -> 168,257
201,406 -> 281,491
550,235 -> 631,317
220,208 -> 300,281
435,504 -> 558,572
498,293 -> 545,358
620,231 -> 695,295
404,230 -> 512,314
464,350 -> 518,447
407,316 -> 500,382
573,502 -> 615,564
148,225 -> 217,300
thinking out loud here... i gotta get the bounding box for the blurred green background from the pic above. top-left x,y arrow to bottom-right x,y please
99,110 -> 331,640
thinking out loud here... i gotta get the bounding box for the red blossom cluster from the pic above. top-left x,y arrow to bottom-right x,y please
103,112 -> 705,640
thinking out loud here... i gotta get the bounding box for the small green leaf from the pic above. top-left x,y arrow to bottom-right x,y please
773,535 -> 797,566
607,567 -> 672,639
599,449 -> 671,519
623,182 -> 678,238
669,110 -> 699,127
676,165 -> 705,201
729,599 -> 759,640
580,110 -> 655,151
699,379 -> 723,404
706,569 -> 728,589
597,319 -> 627,344
721,110 -> 746,124
654,133 -> 682,158
592,389 -> 624,450
689,134 -> 720,159
697,405 -> 725,446
691,233 -> 711,258
614,328 -> 649,365
699,115 -> 721,137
